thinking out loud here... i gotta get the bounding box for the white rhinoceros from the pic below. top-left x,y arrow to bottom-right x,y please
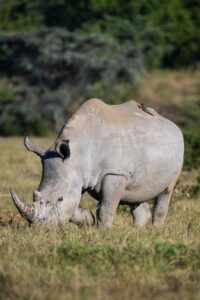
11,99 -> 184,228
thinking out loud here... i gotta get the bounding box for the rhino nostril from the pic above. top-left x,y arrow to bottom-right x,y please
58,197 -> 63,202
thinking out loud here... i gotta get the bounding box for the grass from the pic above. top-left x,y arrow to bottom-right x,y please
0,137 -> 200,299
105,69 -> 200,120
135,69 -> 200,108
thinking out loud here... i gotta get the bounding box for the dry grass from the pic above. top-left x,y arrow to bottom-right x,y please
0,137 -> 200,300
107,69 -> 200,125
135,70 -> 200,109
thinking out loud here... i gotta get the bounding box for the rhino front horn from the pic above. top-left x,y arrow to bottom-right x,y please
24,136 -> 45,157
10,188 -> 35,222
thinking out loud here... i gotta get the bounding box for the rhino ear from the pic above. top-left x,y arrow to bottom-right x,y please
56,140 -> 70,160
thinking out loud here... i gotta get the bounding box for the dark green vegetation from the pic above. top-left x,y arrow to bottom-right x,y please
0,28 -> 144,135
0,0 -> 199,67
0,138 -> 199,300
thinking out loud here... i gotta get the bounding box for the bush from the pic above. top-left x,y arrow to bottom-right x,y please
0,0 -> 199,67
0,79 -> 18,101
183,127 -> 200,169
81,15 -> 169,69
0,109 -> 51,136
0,0 -> 42,32
0,28 -> 144,136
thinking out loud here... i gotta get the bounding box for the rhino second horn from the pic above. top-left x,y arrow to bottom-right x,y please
10,188 -> 35,222
24,136 -> 45,157
33,190 -> 43,202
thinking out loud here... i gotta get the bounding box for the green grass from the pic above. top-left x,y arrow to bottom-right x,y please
0,138 -> 200,300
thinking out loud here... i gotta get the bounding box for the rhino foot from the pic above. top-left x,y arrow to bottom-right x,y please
70,208 -> 95,226
130,203 -> 151,227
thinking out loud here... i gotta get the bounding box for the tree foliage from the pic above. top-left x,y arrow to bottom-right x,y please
0,28 -> 144,135
0,0 -> 199,67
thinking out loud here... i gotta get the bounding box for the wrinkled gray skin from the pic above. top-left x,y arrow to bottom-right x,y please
11,99 -> 184,228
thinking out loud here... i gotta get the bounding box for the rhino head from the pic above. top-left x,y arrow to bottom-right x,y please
11,136 -> 83,224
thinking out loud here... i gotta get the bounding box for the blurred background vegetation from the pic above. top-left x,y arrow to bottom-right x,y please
0,0 -> 199,169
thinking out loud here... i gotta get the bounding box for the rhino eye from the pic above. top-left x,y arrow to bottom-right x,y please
57,197 -> 63,202
56,140 -> 70,160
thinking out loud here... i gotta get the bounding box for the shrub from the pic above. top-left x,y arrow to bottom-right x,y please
0,0 -> 199,67
183,127 -> 200,169
0,28 -> 144,136
0,110 -> 51,136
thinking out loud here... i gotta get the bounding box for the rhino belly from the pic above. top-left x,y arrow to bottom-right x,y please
121,182 -> 170,203
121,141 -> 183,203
121,171 -> 177,203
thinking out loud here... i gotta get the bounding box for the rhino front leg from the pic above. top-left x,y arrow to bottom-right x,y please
97,175 -> 126,229
130,203 -> 151,227
70,208 -> 95,226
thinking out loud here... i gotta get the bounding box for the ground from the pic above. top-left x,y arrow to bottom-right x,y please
0,137 -> 200,300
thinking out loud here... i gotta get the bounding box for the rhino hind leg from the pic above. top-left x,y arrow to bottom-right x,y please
152,180 -> 176,225
130,203 -> 151,227
97,175 -> 126,229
